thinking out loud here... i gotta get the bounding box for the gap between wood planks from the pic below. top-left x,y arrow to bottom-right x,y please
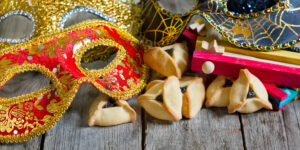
239,114 -> 247,150
142,109 -> 146,150
40,134 -> 45,150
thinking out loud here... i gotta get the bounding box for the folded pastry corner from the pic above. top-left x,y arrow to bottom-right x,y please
228,69 -> 273,113
180,76 -> 205,118
88,95 -> 136,127
145,79 -> 164,91
144,43 -> 189,78
163,76 -> 183,121
138,76 -> 182,121
206,76 -> 234,107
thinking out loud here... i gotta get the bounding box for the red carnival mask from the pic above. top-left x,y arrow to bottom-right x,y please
0,20 -> 148,143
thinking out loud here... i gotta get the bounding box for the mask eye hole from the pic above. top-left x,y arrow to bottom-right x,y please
157,0 -> 197,14
0,11 -> 35,43
80,45 -> 118,70
227,0 -> 278,14
60,7 -> 117,28
0,71 -> 50,98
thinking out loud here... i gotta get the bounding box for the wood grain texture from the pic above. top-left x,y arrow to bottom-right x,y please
281,101 -> 300,149
241,111 -> 288,150
0,136 -> 42,150
144,108 -> 244,150
0,15 -> 34,39
42,83 -> 142,150
0,71 -> 49,98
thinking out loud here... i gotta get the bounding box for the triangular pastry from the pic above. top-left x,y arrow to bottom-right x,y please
180,76 -> 205,118
138,76 -> 182,121
228,69 -> 273,113
88,95 -> 136,126
206,76 -> 234,107
144,43 -> 189,78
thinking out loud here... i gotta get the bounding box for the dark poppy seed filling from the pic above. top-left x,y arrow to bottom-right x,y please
223,79 -> 233,88
247,87 -> 256,98
165,48 -> 174,57
156,94 -> 164,102
103,98 -> 118,108
180,86 -> 187,93
227,0 -> 278,14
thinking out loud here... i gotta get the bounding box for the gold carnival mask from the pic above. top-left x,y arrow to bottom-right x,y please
0,20 -> 148,143
0,0 -> 138,49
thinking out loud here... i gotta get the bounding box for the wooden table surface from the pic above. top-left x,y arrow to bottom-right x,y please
1,1 -> 300,150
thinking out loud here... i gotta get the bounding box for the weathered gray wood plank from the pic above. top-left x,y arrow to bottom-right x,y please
0,15 -> 33,39
144,108 -> 244,150
0,71 -> 49,98
42,83 -> 142,150
0,136 -> 42,150
241,110 -> 288,150
281,100 -> 300,149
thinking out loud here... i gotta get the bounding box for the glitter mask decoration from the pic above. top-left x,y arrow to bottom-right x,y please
140,0 -> 199,46
0,20 -> 148,143
0,0 -> 137,49
197,0 -> 300,51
